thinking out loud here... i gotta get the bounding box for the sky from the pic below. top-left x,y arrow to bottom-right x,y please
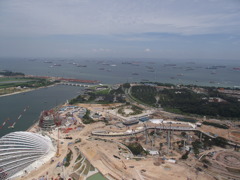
0,0 -> 240,60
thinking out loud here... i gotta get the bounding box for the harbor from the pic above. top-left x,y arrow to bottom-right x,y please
0,85 -> 83,137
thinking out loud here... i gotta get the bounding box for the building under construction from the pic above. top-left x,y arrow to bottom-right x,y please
38,110 -> 62,130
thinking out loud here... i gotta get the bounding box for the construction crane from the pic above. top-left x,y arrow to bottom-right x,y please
56,128 -> 61,157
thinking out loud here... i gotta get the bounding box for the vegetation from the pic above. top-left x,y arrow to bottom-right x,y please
175,117 -> 197,123
122,83 -> 130,89
130,85 -> 240,118
202,136 -> 227,148
69,86 -> 126,104
0,70 -> 24,76
69,94 -> 86,104
0,76 -> 55,96
181,132 -> 186,137
212,137 -> 227,148
181,153 -> 189,160
140,81 -> 174,87
202,158 -> 211,165
202,121 -> 229,129
117,105 -> 143,117
64,150 -> 73,167
75,153 -> 82,162
131,85 -> 157,106
126,142 -> 147,156
82,110 -> 94,124
95,88 -> 110,95
0,77 -> 54,89
192,140 -> 202,157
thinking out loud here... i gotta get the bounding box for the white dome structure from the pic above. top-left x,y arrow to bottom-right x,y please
0,131 -> 55,179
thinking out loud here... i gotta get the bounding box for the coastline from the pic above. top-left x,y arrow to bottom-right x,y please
0,84 -> 56,98
26,120 -> 39,132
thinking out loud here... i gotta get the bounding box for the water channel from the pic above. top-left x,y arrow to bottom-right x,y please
0,85 -> 83,137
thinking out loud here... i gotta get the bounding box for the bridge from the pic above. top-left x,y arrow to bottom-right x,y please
92,126 -> 240,148
92,126 -> 198,137
58,82 -> 93,87
92,127 -> 217,139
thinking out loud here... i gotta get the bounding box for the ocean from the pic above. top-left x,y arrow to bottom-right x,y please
1,57 -> 239,87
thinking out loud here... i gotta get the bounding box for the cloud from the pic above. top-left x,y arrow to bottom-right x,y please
0,0 -> 240,59
0,0 -> 239,37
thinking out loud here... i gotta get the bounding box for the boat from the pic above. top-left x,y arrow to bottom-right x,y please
53,64 -> 61,66
18,114 -> 22,120
148,70 -> 155,72
0,122 -> 5,129
207,65 -> 226,69
206,66 -> 217,69
122,62 -> 132,64
0,118 -> 9,129
146,66 -> 153,69
8,122 -> 16,129
102,63 -> 110,65
185,67 -> 195,71
164,64 -> 176,67
233,67 -> 240,70
77,65 -> 87,67
44,61 -> 52,63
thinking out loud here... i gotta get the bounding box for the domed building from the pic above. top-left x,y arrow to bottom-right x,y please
0,131 -> 55,179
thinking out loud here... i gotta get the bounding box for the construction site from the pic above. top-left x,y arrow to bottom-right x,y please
12,102 -> 240,180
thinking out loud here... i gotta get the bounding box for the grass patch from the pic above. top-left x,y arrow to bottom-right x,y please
75,153 -> 82,162
95,88 -> 110,95
82,110 -> 94,124
0,77 -> 28,82
126,142 -> 147,156
117,105 -> 143,117
64,149 -> 73,167
175,117 -> 197,123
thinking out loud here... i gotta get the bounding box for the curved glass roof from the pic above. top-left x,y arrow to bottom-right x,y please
0,131 -> 53,179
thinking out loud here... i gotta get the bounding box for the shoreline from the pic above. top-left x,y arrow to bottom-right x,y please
0,84 -> 56,98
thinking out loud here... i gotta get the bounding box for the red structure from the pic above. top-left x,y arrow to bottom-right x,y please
39,110 -> 62,130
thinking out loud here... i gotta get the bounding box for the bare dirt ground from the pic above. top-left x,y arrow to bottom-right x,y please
16,104 -> 239,180
200,125 -> 240,143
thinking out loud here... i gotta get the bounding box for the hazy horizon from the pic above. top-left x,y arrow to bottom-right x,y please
1,0 -> 240,60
